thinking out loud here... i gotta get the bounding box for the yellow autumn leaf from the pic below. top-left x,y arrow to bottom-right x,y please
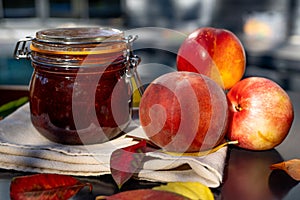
131,76 -> 142,107
153,182 -> 214,200
270,159 -> 300,181
163,140 -> 238,157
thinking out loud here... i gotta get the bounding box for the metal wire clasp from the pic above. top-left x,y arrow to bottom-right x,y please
125,35 -> 144,98
13,36 -> 33,59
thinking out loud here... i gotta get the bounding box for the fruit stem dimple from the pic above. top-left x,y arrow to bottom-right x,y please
235,104 -> 242,112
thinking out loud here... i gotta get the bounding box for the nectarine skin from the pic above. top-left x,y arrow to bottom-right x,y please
227,77 -> 294,150
177,27 -> 246,90
139,71 -> 228,153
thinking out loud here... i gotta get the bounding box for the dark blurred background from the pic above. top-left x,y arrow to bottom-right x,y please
1,0 -> 300,91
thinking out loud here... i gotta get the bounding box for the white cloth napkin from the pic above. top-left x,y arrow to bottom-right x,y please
0,103 -> 228,188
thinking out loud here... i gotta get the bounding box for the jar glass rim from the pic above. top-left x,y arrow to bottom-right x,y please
35,27 -> 125,44
30,27 -> 129,55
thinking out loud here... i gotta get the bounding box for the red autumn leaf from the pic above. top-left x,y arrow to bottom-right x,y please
110,140 -> 147,188
10,173 -> 92,200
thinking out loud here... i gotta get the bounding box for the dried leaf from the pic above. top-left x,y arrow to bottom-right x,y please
153,182 -> 214,200
127,134 -> 238,156
110,140 -> 147,188
96,189 -> 189,200
163,140 -> 238,157
10,173 -> 92,200
270,159 -> 300,181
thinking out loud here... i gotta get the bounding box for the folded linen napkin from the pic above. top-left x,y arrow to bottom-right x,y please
0,103 -> 228,188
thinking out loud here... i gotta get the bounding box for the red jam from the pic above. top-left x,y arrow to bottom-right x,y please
25,27 -> 138,145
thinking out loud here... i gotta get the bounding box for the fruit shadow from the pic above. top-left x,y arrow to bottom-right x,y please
268,168 -> 298,199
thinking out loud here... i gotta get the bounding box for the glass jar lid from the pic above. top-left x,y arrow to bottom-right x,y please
30,27 -> 128,55
35,27 -> 124,44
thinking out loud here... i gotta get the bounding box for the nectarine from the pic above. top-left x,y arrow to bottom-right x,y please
139,71 -> 228,152
226,77 -> 294,150
177,27 -> 246,90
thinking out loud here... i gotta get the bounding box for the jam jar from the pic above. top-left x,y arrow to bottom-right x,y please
14,27 -> 142,145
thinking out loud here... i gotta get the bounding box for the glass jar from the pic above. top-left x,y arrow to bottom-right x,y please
14,27 -> 142,145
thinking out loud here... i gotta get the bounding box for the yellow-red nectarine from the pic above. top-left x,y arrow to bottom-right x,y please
177,27 -> 246,90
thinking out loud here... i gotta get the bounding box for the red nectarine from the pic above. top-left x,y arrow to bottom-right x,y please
139,71 -> 228,152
